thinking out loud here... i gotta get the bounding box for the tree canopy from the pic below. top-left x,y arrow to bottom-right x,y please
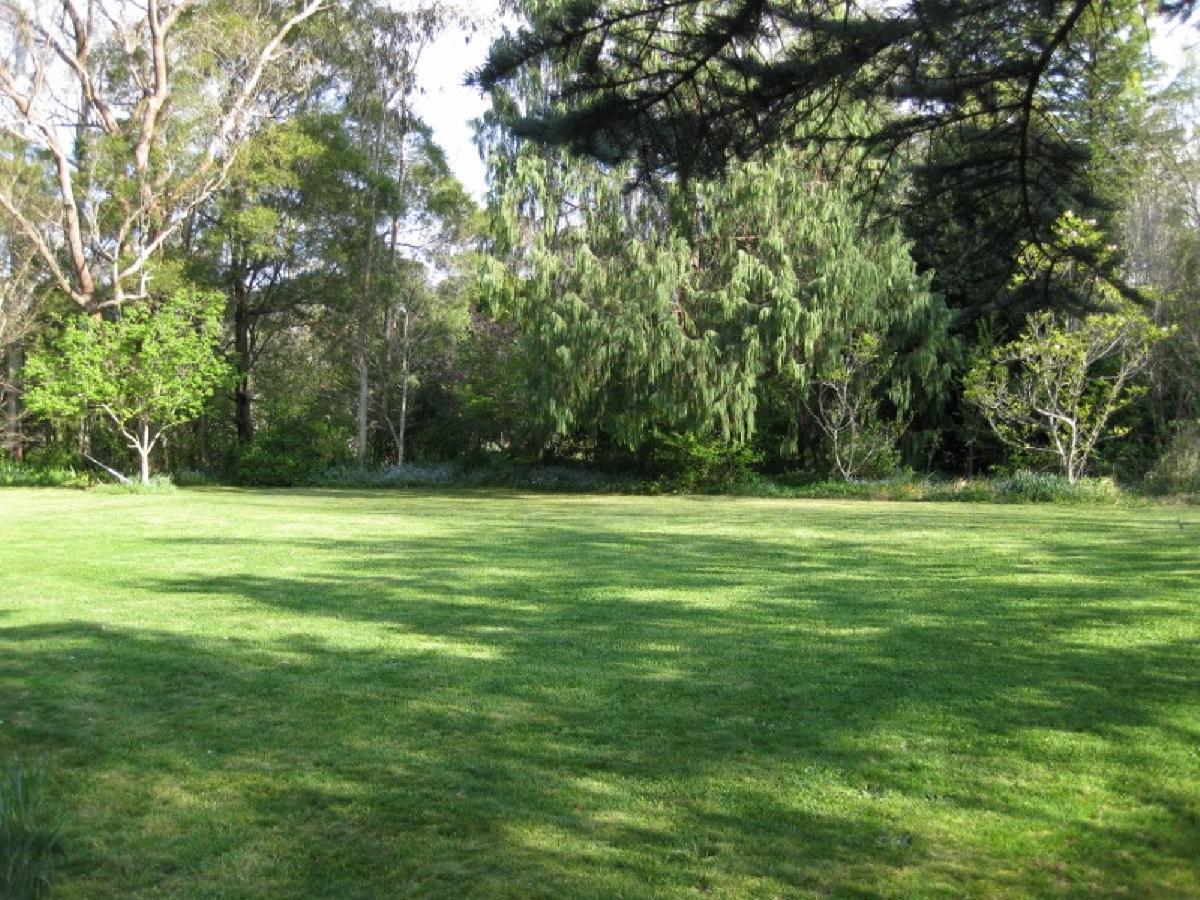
477,1 -> 1194,257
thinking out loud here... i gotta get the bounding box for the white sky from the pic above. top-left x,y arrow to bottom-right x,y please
412,3 -> 505,201
413,6 -> 1199,203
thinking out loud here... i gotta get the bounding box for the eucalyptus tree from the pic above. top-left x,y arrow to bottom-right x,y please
329,0 -> 477,463
195,115 -> 371,442
1125,56 -> 1200,436
0,218 -> 40,458
379,254 -> 475,466
0,0 -> 328,314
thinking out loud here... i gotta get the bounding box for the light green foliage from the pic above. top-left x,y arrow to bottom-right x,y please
1010,211 -> 1127,309
0,489 -> 1197,895
484,148 -> 947,447
808,332 -> 905,480
966,210 -> 1168,483
965,307 -> 1163,483
23,290 -> 232,483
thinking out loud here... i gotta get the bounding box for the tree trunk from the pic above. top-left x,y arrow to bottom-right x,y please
4,341 -> 22,460
356,91 -> 388,467
356,330 -> 370,465
380,216 -> 401,463
233,279 -> 255,442
381,302 -> 392,446
137,424 -> 151,482
398,306 -> 410,468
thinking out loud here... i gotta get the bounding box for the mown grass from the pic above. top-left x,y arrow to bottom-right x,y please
0,488 -> 1197,898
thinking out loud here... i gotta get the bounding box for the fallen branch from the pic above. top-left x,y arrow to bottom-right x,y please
81,451 -> 130,484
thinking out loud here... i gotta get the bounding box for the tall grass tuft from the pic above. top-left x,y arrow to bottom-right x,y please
0,460 -> 90,488
0,760 -> 61,899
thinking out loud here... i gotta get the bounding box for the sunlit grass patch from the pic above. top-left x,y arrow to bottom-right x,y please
1,488 -> 1197,898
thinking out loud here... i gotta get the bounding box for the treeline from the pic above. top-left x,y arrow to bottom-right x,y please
0,0 -> 1198,492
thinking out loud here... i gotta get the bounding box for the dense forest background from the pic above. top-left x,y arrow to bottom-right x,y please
1,0 -> 1198,492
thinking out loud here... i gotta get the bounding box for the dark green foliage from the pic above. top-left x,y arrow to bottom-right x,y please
1145,423 -> 1200,494
0,460 -> 89,489
0,760 -> 60,900
233,420 -> 352,486
477,0 -> 1184,258
645,432 -> 762,491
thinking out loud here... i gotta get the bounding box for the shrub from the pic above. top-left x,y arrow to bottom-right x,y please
923,479 -> 999,503
647,433 -> 761,491
765,472 -> 1129,504
171,468 -> 221,487
0,760 -> 60,899
91,475 -> 177,495
1145,424 -> 1200,496
995,471 -> 1122,504
313,463 -> 460,488
233,421 -> 351,486
0,460 -> 90,489
309,460 -> 642,493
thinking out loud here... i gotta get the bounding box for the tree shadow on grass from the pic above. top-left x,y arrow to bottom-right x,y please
1,507 -> 1197,897
1,619 -> 931,897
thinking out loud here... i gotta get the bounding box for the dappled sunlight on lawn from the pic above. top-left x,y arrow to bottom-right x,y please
1,489 -> 1198,897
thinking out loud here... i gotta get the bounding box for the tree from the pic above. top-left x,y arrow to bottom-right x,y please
482,145 -> 947,450
23,290 -> 231,483
317,0 -> 477,463
0,0 -> 327,313
807,333 -> 905,480
195,115 -> 370,443
965,210 -> 1169,482
477,1 -> 1191,266
378,262 -> 473,467
965,308 -> 1162,482
1124,54 -> 1200,436
0,220 -> 40,458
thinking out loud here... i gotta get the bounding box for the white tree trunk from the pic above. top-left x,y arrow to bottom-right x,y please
398,307 -> 410,468
137,422 -> 151,485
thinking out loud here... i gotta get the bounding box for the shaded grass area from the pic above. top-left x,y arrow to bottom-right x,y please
0,488 -> 1198,898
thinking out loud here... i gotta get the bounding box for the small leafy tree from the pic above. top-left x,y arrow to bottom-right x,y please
964,308 -> 1163,483
807,333 -> 905,480
24,291 -> 232,484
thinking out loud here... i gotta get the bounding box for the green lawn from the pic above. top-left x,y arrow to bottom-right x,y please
1,489 -> 1197,898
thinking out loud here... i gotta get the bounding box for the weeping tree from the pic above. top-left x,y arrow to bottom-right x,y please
482,145 -> 949,451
